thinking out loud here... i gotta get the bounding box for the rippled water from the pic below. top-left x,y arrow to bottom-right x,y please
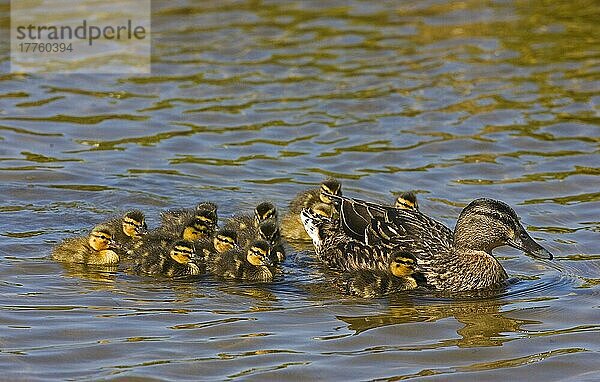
1,0 -> 599,380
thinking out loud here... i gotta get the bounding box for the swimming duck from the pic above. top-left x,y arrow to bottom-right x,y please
128,216 -> 212,263
194,229 -> 239,260
224,201 -> 278,232
160,201 -> 218,234
209,240 -> 274,282
336,252 -> 425,298
52,224 -> 119,265
105,210 -> 148,253
302,196 -> 553,292
288,178 -> 342,214
133,239 -> 202,277
394,192 -> 419,211
256,221 -> 286,264
282,179 -> 342,242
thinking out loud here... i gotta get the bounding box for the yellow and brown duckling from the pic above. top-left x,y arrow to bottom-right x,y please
255,221 -> 286,264
288,178 -> 342,214
209,240 -> 275,282
160,201 -> 218,235
282,178 -> 342,242
336,252 -> 425,298
129,216 -> 212,261
394,192 -> 419,211
133,239 -> 202,277
52,224 -> 119,265
194,228 -> 239,261
105,210 -> 148,253
224,201 -> 278,232
306,195 -> 553,292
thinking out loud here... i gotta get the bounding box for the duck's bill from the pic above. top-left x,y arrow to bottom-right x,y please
508,230 -> 553,260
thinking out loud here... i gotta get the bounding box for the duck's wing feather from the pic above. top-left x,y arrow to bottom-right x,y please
326,193 -> 454,267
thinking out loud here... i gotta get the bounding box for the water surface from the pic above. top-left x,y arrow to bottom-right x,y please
0,1 -> 599,380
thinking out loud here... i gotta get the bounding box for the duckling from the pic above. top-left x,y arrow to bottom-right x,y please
105,210 -> 148,253
281,202 -> 335,242
282,179 -> 341,242
288,178 -> 342,214
224,201 -> 278,232
394,192 -> 419,211
129,216 -> 211,262
336,252 -> 424,298
306,195 -> 553,292
194,229 -> 239,261
255,221 -> 286,264
209,240 -> 274,282
52,224 -> 119,265
133,239 -> 202,277
159,207 -> 217,240
160,201 -> 218,234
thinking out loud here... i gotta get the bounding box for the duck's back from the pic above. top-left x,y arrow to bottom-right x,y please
52,237 -> 90,263
288,187 -> 320,214
209,249 -> 245,279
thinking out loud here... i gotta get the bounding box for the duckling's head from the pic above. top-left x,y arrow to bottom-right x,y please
311,202 -> 335,218
254,202 -> 278,224
246,241 -> 272,267
194,208 -> 218,231
213,229 -> 238,253
182,218 -> 211,241
454,198 -> 552,259
319,178 -> 342,204
169,240 -> 196,264
121,210 -> 148,239
395,192 -> 419,211
88,224 -> 118,251
196,201 -> 218,221
257,221 -> 280,245
389,252 -> 416,277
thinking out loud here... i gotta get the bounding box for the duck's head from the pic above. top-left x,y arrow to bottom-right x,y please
246,241 -> 272,267
389,252 -> 416,277
319,178 -> 342,204
257,221 -> 280,245
300,208 -> 337,248
169,240 -> 196,264
88,224 -> 118,251
196,201 -> 218,220
254,202 -> 278,225
182,217 -> 211,241
454,198 -> 552,259
121,210 -> 148,239
213,229 -> 238,253
395,192 -> 419,211
194,208 -> 218,233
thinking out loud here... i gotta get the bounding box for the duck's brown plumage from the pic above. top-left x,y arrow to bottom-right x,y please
52,224 -> 119,265
303,196 -> 552,292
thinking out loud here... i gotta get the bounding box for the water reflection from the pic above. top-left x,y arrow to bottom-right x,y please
338,294 -> 544,348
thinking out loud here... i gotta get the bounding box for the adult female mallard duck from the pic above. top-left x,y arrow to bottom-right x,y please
281,178 -> 342,241
208,240 -> 274,282
133,239 -> 202,277
52,224 -> 119,265
105,210 -> 148,253
301,196 -> 552,292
